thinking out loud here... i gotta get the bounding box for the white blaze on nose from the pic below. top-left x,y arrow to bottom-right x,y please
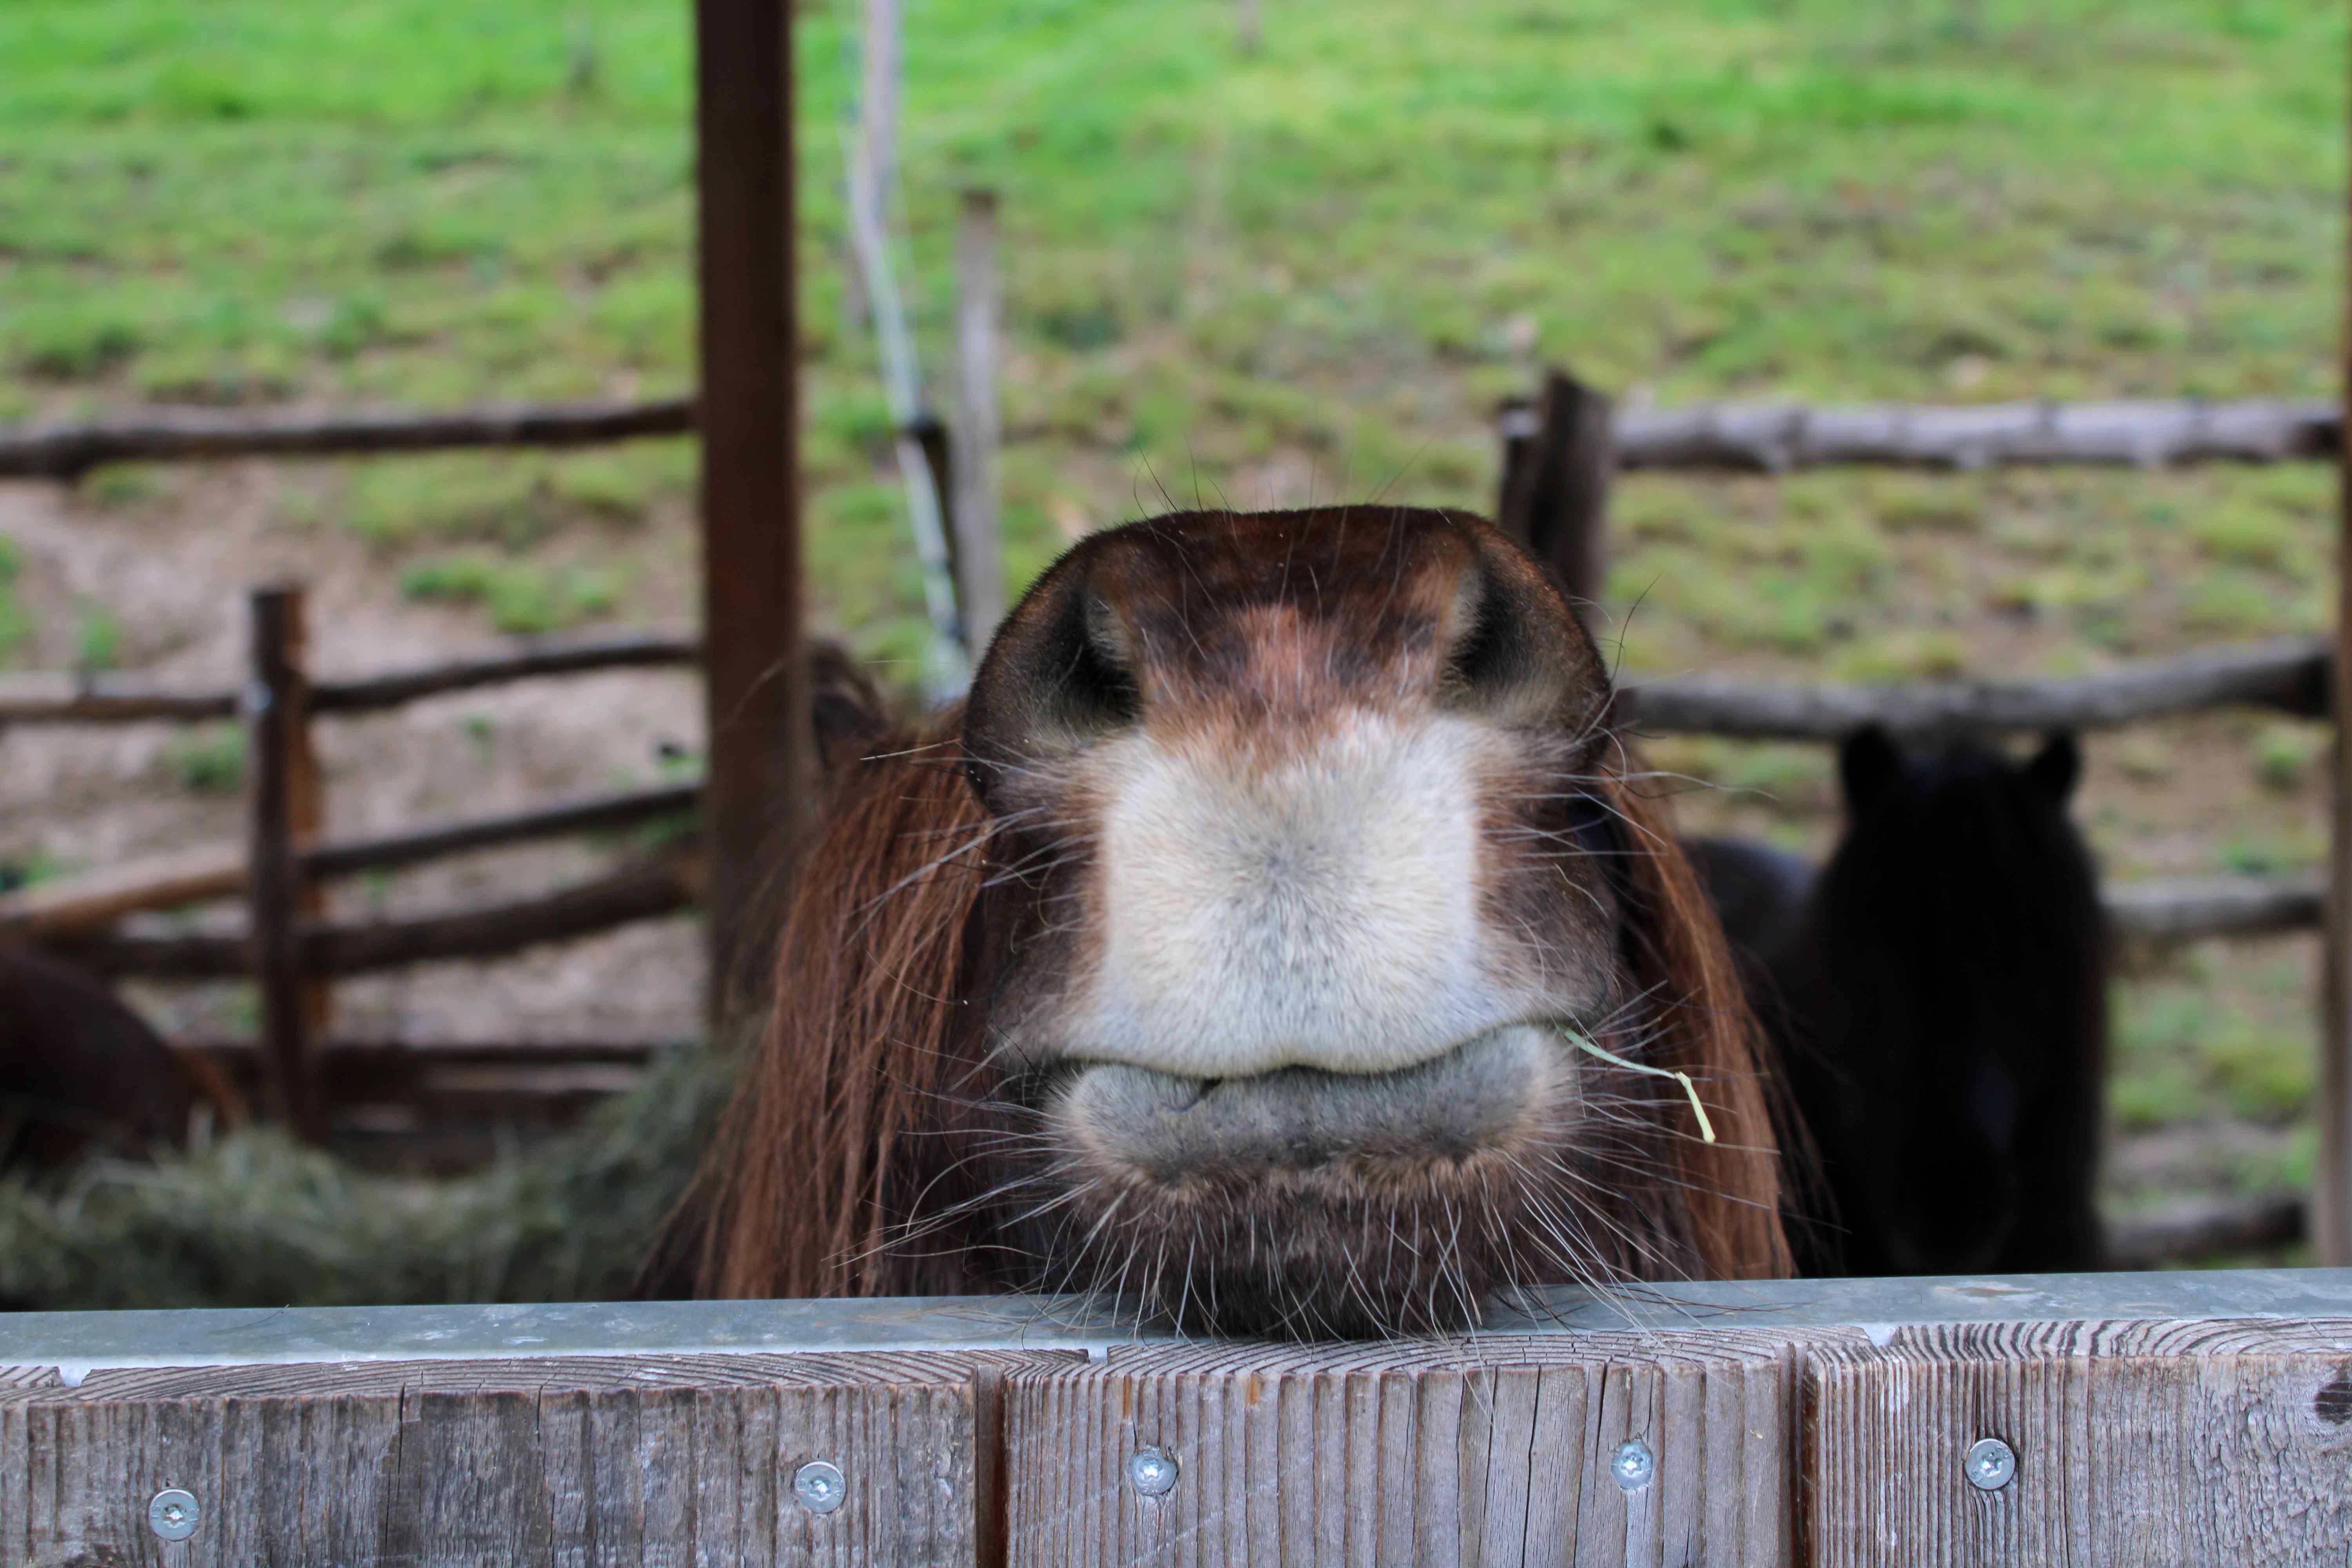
1075,712 -> 1508,1077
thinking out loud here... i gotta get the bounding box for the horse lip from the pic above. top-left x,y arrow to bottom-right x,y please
1059,1020 -> 1574,1089
1054,1024 -> 1564,1183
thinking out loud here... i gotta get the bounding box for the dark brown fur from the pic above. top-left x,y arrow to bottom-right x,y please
0,944 -> 199,1169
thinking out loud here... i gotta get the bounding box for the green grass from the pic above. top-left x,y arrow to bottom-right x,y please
0,537 -> 31,666
2252,721 -> 2327,794
2114,949 -> 2317,1132
73,606 -> 123,673
399,550 -> 619,633
2,0 -> 2341,650
338,443 -> 688,548
3,0 -> 2346,1197
163,724 -> 247,795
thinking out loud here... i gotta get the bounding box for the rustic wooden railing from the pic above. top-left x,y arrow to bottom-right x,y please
0,598 -> 706,1133
0,594 -> 2332,1137
10,630 -> 2324,740
4,380 -> 2340,1180
4,1269 -> 2348,1563
1489,365 -> 2350,1274
3,393 -> 2334,481
0,399 -> 696,479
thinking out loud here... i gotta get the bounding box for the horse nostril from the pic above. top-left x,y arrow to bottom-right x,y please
1436,551 -> 1584,728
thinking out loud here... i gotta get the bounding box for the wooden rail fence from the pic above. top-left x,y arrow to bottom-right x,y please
2,392 -> 2335,481
4,1269 -> 2350,1564
0,597 -> 706,1136
3,376 -> 2342,1180
1483,363 -> 2352,1274
0,591 -> 2332,1145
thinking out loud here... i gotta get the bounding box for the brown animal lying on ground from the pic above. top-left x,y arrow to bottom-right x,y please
693,506 -> 1789,1338
0,943 -> 207,1170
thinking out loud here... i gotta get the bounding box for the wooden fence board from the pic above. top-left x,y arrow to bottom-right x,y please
5,394 -> 2331,481
0,1351 -> 1059,1568
1611,397 -> 2337,472
0,634 -> 699,726
13,1280 -> 2352,1563
1497,370 -> 1614,610
1802,1316 -> 2352,1567
1624,635 -> 2329,740
1002,1330 -> 1814,1568
244,584 -> 323,1140
65,842 -> 702,981
0,399 -> 695,479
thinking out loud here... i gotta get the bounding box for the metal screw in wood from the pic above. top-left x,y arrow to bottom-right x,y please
1964,1437 -> 2017,1491
148,1489 -> 200,1541
1128,1446 -> 1179,1497
793,1460 -> 846,1514
1612,1439 -> 1655,1490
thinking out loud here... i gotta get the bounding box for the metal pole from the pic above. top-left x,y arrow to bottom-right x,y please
954,188 -> 1006,657
695,0 -> 807,1012
844,0 -> 966,698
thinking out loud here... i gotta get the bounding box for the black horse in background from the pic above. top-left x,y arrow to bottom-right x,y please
1691,724 -> 2108,1277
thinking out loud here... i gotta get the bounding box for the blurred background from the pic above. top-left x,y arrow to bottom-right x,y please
0,0 -> 2342,1294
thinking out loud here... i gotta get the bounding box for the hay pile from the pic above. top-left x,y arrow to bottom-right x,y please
0,1047 -> 730,1311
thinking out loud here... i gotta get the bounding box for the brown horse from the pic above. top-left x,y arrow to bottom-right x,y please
0,943 -> 206,1170
695,506 -> 1788,1337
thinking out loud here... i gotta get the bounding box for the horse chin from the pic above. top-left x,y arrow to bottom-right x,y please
1042,1025 -> 1574,1337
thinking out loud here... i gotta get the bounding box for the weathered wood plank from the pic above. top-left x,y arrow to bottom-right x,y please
2104,873 -> 2326,943
64,843 -> 703,980
1497,368 -> 1615,610
0,846 -> 245,940
310,631 -> 701,715
1612,397 -> 2337,472
1003,1330 -> 1812,1568
245,584 -> 324,1140
0,399 -> 695,479
299,780 -> 700,879
1803,1316 -> 2352,1566
3,392 -> 2328,483
0,634 -> 700,727
1626,636 -> 2330,740
0,1351 -> 1055,1567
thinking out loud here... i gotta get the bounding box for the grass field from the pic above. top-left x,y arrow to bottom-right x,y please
2,0 -> 2346,1218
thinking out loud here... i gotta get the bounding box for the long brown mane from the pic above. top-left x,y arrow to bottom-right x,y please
699,717 -> 984,1299
1603,781 -> 1789,1279
697,725 -> 1789,1303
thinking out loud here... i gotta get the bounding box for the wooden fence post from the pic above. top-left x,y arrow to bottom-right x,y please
695,0 -> 806,1011
1496,367 -> 1615,613
245,584 -> 324,1141
954,188 -> 1006,658
2320,108 -> 2352,1263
